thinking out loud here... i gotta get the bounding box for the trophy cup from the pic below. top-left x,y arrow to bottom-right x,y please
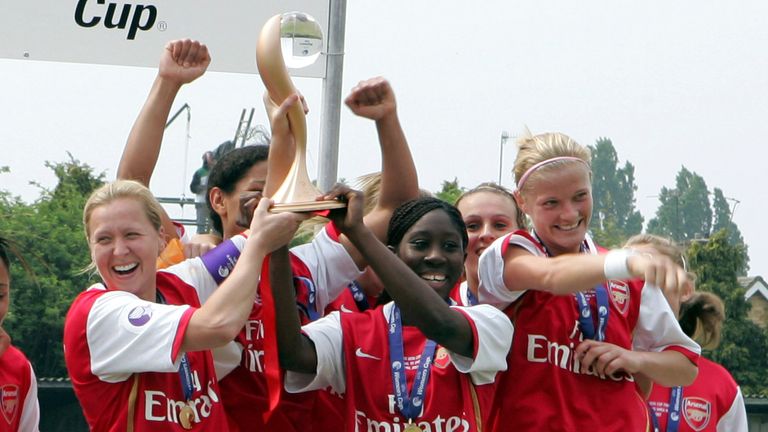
256,12 -> 345,213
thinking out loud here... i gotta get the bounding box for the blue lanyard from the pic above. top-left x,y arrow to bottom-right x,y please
388,305 -> 437,421
574,285 -> 610,341
650,386 -> 683,432
156,290 -> 195,401
466,287 -> 479,306
348,281 -> 371,311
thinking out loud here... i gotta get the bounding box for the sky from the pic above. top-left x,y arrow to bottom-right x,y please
2,1 -> 767,278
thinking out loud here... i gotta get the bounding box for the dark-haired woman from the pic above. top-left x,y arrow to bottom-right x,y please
271,190 -> 513,431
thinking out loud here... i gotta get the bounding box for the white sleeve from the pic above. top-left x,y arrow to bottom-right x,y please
87,291 -> 191,382
717,386 -> 748,432
161,234 -> 247,304
448,304 -> 513,385
18,364 -> 40,432
478,233 -> 540,308
284,312 -> 346,394
290,225 -> 362,312
632,282 -> 701,357
212,341 -> 243,380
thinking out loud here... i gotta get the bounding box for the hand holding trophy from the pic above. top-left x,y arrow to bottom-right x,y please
257,12 -> 345,213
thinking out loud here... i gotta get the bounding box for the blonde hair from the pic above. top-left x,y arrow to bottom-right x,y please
513,130 -> 591,196
83,180 -> 164,242
625,234 -> 688,270
455,182 -> 527,230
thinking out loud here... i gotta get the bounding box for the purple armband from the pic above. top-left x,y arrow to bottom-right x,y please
200,237 -> 243,284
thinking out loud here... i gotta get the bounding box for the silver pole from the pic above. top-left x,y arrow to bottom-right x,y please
317,0 -> 347,192
498,131 -> 509,184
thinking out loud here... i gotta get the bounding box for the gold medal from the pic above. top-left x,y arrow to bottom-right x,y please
403,422 -> 422,432
179,403 -> 195,430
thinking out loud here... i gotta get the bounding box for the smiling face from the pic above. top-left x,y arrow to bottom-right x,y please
457,191 -> 520,283
394,209 -> 466,299
88,198 -> 164,300
519,163 -> 593,256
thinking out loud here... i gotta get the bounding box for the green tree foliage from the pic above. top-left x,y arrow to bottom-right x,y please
648,167 -> 713,243
0,155 -> 104,377
435,178 -> 464,204
588,138 -> 643,247
711,188 -> 744,248
688,230 -> 767,395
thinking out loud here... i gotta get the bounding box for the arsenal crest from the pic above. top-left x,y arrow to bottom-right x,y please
608,280 -> 629,315
1,384 -> 19,425
433,347 -> 450,369
683,397 -> 711,431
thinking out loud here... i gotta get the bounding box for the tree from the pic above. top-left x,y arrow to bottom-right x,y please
688,230 -> 767,395
711,188 -> 744,248
435,178 -> 464,204
648,167 -> 712,243
0,155 -> 105,377
588,138 -> 643,247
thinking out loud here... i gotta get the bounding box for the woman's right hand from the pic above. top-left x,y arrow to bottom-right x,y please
627,252 -> 688,295
322,184 -> 365,236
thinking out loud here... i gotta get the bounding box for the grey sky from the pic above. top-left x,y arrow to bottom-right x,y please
2,1 -> 766,278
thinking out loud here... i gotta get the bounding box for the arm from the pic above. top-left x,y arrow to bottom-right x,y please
181,198 -> 304,352
574,340 -> 697,386
341,78 -> 419,268
270,246 -> 319,373
329,187 -> 475,358
501,244 -> 688,296
117,39 -> 210,240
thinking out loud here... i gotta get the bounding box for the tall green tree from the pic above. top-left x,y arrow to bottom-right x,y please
435,178 -> 464,204
588,138 -> 643,247
0,155 -> 104,377
711,188 -> 744,248
648,167 -> 712,243
688,229 -> 766,395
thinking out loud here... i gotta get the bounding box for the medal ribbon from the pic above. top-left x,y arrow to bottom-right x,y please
348,280 -> 371,311
466,288 -> 479,306
294,275 -> 321,321
388,305 -> 437,421
574,285 -> 610,341
649,386 -> 683,432
156,291 -> 195,404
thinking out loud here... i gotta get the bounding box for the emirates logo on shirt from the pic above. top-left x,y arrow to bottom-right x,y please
608,280 -> 630,315
683,397 -> 711,431
1,385 -> 19,425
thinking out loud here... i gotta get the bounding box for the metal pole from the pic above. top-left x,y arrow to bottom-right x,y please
498,131 -> 509,184
317,0 -> 347,192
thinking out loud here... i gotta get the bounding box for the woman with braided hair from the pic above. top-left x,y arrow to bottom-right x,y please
270,189 -> 513,431
625,234 -> 748,432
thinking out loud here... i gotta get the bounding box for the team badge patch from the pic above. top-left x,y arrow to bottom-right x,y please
433,347 -> 450,369
608,280 -> 629,315
1,385 -> 19,425
683,397 -> 711,431
127,305 -> 153,326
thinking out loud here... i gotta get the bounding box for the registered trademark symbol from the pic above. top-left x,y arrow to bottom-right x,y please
158,21 -> 167,31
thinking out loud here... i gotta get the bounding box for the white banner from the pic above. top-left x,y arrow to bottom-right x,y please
0,0 -> 330,78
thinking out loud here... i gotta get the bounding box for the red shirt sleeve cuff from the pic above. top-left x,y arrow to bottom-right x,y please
663,345 -> 700,366
171,307 -> 196,362
324,222 -> 341,242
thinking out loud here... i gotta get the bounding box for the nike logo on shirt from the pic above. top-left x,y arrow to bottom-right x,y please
355,348 -> 381,360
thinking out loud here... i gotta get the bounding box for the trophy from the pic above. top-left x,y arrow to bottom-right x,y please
256,12 -> 345,213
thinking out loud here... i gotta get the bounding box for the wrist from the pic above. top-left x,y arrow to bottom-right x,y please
603,249 -> 635,280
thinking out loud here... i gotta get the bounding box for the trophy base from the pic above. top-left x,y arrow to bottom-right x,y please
270,200 -> 346,213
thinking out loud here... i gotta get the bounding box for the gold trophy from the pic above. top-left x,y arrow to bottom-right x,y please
256,12 -> 345,213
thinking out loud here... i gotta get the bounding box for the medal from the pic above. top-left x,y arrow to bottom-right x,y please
403,422 -> 422,432
179,403 -> 195,430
